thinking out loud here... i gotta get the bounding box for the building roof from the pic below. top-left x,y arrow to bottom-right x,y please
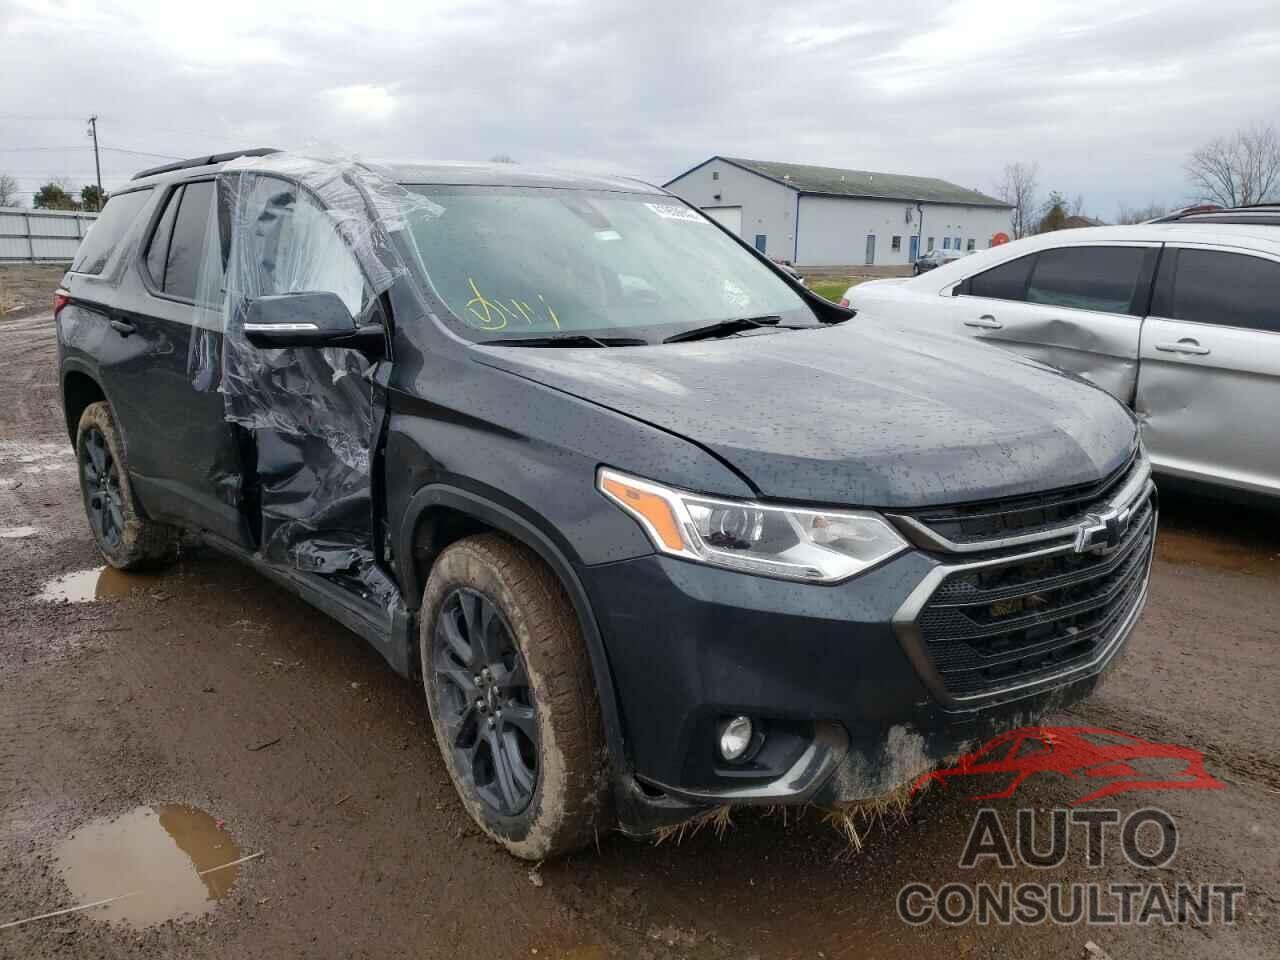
1061,215 -> 1108,229
665,156 -> 1012,208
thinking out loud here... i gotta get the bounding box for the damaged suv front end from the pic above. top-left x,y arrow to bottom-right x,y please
584,450 -> 1154,829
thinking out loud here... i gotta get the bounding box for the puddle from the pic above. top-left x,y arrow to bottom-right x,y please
56,805 -> 242,927
38,566 -> 159,603
0,525 -> 38,539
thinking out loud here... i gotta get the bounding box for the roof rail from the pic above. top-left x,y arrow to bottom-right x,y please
1146,204 -> 1223,223
131,148 -> 282,181
1148,202 -> 1280,226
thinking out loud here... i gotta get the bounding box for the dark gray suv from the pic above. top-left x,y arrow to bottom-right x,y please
56,149 -> 1156,858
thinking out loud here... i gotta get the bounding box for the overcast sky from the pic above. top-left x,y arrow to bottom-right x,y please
3,0 -> 1278,219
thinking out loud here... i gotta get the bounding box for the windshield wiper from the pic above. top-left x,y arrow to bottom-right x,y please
484,334 -> 647,348
662,315 -> 783,344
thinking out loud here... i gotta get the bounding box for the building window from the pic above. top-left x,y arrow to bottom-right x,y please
754,234 -> 767,253
927,237 -> 935,251
891,235 -> 902,252
712,171 -> 719,180
966,238 -> 976,251
953,236 -> 961,249
943,237 -> 951,250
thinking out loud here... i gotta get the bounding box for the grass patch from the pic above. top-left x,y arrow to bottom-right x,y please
808,279 -> 849,303
806,276 -> 879,303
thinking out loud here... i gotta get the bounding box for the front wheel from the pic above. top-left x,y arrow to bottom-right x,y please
420,534 -> 609,859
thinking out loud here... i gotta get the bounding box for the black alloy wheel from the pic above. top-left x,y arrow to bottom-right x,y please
431,587 -> 539,817
80,425 -> 125,551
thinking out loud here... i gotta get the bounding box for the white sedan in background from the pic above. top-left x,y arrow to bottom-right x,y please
841,214 -> 1280,498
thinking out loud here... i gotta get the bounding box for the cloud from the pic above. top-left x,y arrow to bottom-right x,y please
1,0 -> 1278,219
325,85 -> 400,122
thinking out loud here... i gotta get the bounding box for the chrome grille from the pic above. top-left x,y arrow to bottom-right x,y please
891,452 -> 1156,704
918,498 -> 1153,697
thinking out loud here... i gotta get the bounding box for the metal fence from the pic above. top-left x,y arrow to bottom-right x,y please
0,207 -> 98,263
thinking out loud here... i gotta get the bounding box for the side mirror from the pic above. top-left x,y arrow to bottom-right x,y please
242,291 -> 386,357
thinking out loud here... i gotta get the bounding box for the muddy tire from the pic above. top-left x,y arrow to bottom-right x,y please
420,533 -> 609,859
75,401 -> 179,570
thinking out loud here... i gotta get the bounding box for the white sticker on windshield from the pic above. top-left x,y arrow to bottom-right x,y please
721,279 -> 751,309
644,202 -> 707,223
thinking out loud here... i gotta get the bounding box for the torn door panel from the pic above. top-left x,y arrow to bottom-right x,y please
192,153 -> 441,606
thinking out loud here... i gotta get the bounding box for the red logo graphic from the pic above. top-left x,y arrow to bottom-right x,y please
912,726 -> 1225,805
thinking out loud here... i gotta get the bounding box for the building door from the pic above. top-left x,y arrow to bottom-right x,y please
865,234 -> 876,265
909,235 -> 920,261
702,206 -> 742,235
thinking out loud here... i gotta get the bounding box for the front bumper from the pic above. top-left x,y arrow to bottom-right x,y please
578,465 -> 1156,836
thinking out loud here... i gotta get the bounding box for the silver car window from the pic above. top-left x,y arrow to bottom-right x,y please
1025,246 -> 1147,315
1168,249 -> 1280,333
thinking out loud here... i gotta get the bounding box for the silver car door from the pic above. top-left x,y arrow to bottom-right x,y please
951,243 -> 1159,404
1136,244 -> 1280,496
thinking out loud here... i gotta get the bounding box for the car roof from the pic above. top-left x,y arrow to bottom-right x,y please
127,151 -> 664,196
892,222 -> 1280,291
382,161 -> 664,194
981,223 -> 1280,254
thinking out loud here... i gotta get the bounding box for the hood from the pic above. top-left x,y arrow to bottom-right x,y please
473,325 -> 1137,509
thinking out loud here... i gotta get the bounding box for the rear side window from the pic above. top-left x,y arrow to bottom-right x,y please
70,189 -> 152,275
163,181 -> 219,302
967,254 -> 1034,301
1166,249 -> 1280,333
144,186 -> 182,286
1025,246 -> 1147,315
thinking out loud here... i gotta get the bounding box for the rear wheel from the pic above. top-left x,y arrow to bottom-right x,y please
420,533 -> 609,859
75,401 -> 178,570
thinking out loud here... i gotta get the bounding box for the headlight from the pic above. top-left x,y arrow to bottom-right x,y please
597,468 -> 908,583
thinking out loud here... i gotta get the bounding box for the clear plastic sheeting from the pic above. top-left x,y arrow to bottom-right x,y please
191,153 -> 441,605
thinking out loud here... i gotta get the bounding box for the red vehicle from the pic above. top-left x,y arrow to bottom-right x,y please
912,726 -> 1224,805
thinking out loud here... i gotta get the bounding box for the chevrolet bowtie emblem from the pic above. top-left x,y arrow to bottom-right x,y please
1075,507 -> 1132,555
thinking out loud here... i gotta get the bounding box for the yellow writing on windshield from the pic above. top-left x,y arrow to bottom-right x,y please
465,278 -> 510,330
464,278 -> 560,331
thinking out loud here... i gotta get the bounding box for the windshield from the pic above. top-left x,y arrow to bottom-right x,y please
400,185 -> 814,343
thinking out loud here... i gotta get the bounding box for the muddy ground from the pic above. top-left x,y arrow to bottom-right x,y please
1,272 -> 1277,959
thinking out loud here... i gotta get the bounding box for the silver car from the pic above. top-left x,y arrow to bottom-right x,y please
844,212 -> 1280,498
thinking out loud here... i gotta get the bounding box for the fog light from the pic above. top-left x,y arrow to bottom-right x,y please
718,716 -> 754,762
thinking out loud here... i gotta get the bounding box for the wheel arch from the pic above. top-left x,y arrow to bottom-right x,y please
397,483 -> 630,774
61,363 -> 107,444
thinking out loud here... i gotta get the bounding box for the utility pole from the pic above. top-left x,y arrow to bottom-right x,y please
86,116 -> 103,212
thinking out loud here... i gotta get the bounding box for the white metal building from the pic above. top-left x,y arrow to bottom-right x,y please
663,157 -> 1013,267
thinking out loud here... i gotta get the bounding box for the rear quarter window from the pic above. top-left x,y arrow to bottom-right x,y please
965,253 -> 1034,301
69,189 -> 153,276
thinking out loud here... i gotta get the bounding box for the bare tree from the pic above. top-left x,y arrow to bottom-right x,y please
1068,194 -> 1086,218
1185,122 -> 1280,207
995,161 -> 1040,239
0,173 -> 19,208
1116,201 -> 1170,224
489,153 -> 517,164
